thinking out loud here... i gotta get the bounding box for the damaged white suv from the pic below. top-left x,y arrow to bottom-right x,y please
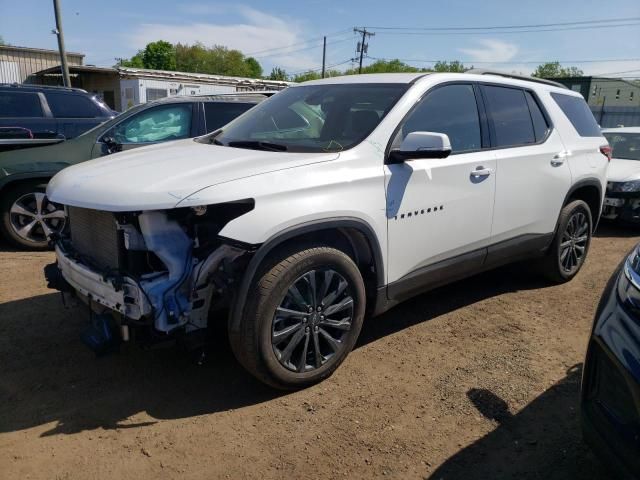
46,72 -> 609,389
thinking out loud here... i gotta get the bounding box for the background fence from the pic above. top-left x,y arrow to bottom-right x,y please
590,106 -> 640,128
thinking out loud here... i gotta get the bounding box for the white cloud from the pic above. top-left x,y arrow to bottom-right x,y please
126,5 -> 318,71
459,39 -> 519,63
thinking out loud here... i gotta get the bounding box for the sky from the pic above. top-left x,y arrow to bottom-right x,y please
1,0 -> 639,77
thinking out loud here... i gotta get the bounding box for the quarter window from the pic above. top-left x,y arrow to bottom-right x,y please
396,84 -> 482,153
524,91 -> 550,142
110,104 -> 192,144
0,92 -> 43,117
551,93 -> 601,137
483,86 -> 535,147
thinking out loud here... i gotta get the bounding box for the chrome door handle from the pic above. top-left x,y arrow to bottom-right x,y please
471,166 -> 492,177
551,151 -> 571,167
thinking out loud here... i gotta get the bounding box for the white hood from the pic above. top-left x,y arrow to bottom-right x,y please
47,138 -> 339,211
607,157 -> 640,182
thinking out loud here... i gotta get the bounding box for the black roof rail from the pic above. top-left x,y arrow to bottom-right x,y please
466,69 -> 568,89
0,83 -> 88,93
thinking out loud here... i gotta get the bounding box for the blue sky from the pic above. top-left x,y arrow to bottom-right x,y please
1,0 -> 639,76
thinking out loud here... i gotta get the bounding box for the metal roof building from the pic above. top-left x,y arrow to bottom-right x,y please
31,65 -> 291,111
0,45 -> 84,84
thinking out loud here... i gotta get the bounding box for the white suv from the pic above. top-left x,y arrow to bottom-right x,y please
45,71 -> 609,389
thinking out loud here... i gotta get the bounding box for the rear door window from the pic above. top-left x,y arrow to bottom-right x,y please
482,86 -> 535,147
45,93 -> 101,118
0,91 -> 44,117
204,102 -> 255,132
525,91 -> 550,142
550,92 -> 601,137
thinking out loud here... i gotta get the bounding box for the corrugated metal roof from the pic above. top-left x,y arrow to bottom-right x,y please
0,45 -> 84,57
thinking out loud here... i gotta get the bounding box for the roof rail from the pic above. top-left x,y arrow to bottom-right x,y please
466,69 -> 568,89
0,83 -> 88,93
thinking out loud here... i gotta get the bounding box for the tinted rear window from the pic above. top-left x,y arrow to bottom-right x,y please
525,91 -> 550,142
551,92 -> 601,137
483,85 -> 535,147
45,92 -> 101,118
0,91 -> 43,117
204,102 -> 255,132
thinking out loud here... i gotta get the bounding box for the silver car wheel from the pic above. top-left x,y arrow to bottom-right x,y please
9,192 -> 66,245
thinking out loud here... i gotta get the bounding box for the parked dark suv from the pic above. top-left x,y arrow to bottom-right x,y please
0,84 -> 115,152
0,92 -> 271,249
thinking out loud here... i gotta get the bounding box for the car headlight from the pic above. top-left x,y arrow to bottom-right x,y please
618,245 -> 640,315
610,180 -> 640,192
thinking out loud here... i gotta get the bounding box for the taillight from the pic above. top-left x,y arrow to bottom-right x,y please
600,145 -> 612,162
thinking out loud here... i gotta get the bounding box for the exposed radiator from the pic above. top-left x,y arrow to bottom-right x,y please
68,207 -> 122,271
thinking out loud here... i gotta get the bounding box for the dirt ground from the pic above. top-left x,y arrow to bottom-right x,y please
0,222 -> 637,480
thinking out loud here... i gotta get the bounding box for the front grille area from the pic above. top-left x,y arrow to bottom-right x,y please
68,206 -> 122,271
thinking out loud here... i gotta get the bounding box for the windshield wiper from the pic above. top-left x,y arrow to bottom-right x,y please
227,140 -> 288,152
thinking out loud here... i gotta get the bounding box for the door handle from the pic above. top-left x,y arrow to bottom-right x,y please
471,166 -> 492,177
551,151 -> 571,167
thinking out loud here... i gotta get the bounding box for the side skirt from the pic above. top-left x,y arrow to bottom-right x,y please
373,233 -> 553,316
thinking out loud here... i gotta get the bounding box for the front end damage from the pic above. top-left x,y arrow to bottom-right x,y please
45,201 -> 255,353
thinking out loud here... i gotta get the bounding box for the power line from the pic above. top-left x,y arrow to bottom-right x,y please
244,28 -> 353,57
252,36 -> 354,59
289,58 -> 354,76
365,16 -> 640,31
371,22 -> 640,36
368,56 -> 640,65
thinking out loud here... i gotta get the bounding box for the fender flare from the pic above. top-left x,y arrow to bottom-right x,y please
559,177 -> 604,232
227,217 -> 385,333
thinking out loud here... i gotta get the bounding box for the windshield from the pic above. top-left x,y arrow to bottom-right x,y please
603,132 -> 640,161
209,83 -> 409,153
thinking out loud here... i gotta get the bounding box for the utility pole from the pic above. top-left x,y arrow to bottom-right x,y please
321,36 -> 326,78
354,27 -> 374,74
52,0 -> 71,87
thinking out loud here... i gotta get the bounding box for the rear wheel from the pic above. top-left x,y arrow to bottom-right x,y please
0,181 -> 65,250
541,199 -> 592,283
229,245 -> 366,390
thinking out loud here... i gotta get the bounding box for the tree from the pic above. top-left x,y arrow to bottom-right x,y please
0,35 -> 5,45
268,67 -> 288,81
120,51 -> 144,68
244,57 -> 262,78
533,62 -> 583,78
344,59 -> 427,75
141,40 -> 176,71
432,60 -> 468,73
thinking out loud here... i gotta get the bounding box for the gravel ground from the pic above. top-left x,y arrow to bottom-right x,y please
0,223 -> 637,480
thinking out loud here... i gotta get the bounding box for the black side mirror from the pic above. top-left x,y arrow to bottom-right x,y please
102,136 -> 122,154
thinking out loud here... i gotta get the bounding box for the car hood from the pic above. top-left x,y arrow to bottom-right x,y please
607,158 -> 640,182
47,138 -> 339,211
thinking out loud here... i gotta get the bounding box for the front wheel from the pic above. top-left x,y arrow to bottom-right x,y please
0,181 -> 66,250
542,199 -> 593,283
229,246 -> 366,390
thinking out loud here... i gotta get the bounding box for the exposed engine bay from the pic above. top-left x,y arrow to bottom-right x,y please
46,201 -> 256,351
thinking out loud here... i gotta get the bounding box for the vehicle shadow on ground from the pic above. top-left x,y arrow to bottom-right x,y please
0,261 -> 551,437
357,262 -> 550,348
595,220 -> 640,239
427,364 -> 609,480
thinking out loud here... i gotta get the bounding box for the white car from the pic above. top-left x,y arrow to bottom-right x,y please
601,127 -> 640,223
45,71 -> 609,389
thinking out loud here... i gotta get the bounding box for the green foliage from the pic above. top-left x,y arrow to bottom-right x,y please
141,40 -> 176,71
344,59 -> 427,75
244,57 -> 263,78
0,35 -> 5,46
268,67 -> 288,81
292,69 -> 342,83
120,41 -> 264,78
532,62 -> 584,78
432,60 -> 468,73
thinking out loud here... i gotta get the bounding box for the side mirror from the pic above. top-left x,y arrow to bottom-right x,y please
387,132 -> 452,164
102,136 -> 122,154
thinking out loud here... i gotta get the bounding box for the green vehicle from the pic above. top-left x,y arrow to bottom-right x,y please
0,93 -> 270,250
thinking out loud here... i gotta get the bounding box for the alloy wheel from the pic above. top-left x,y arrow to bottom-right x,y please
559,211 -> 589,273
9,192 -> 66,245
271,268 -> 355,373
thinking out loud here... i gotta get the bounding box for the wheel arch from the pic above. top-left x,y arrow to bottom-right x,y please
0,172 -> 57,197
563,179 -> 603,230
227,217 -> 385,333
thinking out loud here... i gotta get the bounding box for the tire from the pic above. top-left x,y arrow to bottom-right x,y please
229,245 -> 366,390
541,199 -> 593,283
0,181 -> 65,250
